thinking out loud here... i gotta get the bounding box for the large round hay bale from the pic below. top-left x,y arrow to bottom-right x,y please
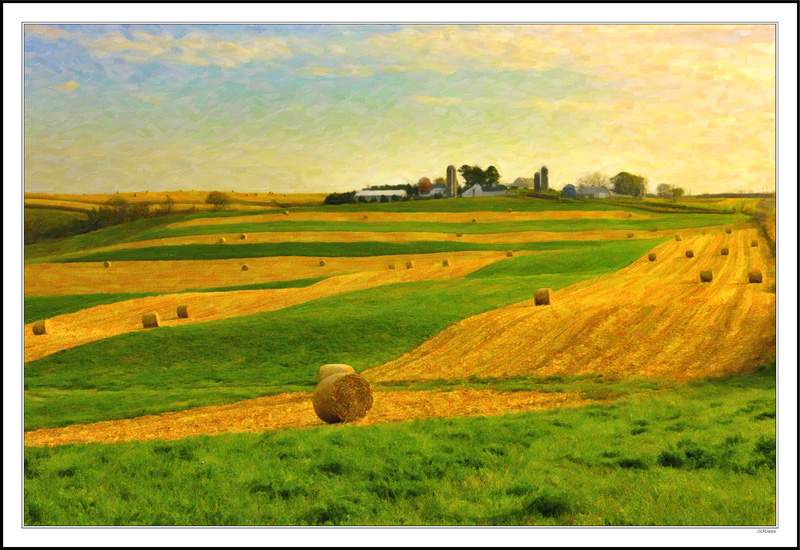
472,218 -> 477,223
627,233 -> 634,238
627,213 -> 633,218
721,247 -> 729,256
318,364 -> 356,383
217,237 -> 227,244
748,270 -> 763,284
534,288 -> 552,306
442,259 -> 451,267
177,304 -> 190,318
103,261 -> 111,268
725,228 -> 732,234
32,320 -> 51,336
650,227 -> 658,232
240,233 -> 248,240
142,312 -> 161,328
312,373 -> 373,424
751,240 -> 758,247
241,264 -> 249,271
319,259 -> 327,267
699,270 -> 713,283
685,250 -> 694,258
648,253 -> 657,262
507,208 -> 513,213
283,210 -> 290,216
388,261 -> 396,270
456,233 -> 463,237
406,260 -> 415,269
362,215 -> 368,220
675,235 -> 682,242
506,250 -> 514,257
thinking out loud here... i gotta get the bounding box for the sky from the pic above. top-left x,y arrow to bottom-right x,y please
23,24 -> 776,195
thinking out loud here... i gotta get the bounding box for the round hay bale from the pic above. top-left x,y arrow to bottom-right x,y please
533,288 -> 552,306
283,210 -> 290,216
241,264 -> 249,271
362,215 -> 368,220
312,373 -> 373,424
702,230 -> 707,235
177,304 -> 190,318
103,261 -> 111,268
675,235 -> 682,242
387,261 -> 396,269
442,259 -> 451,267
725,228 -> 732,234
506,250 -> 514,257
751,240 -> 758,247
627,213 -> 633,218
648,253 -> 657,262
627,233 -> 634,238
319,259 -> 327,267
472,218 -> 477,223
507,208 -> 513,213
318,364 -> 355,383
32,320 -> 51,336
685,250 -> 694,258
142,312 -> 161,329
456,233 -> 463,237
650,227 -> 658,232
699,270 -> 713,283
217,237 -> 227,244
240,233 -> 247,240
748,270 -> 763,284
721,247 -> 729,256
406,260 -> 415,269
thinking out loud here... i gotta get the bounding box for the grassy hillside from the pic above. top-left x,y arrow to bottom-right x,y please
23,362 -> 775,526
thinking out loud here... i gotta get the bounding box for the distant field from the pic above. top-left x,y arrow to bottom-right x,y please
25,208 -> 88,231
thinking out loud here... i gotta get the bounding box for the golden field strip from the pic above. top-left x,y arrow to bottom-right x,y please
93,227 -> 715,253
366,228 -> 774,383
24,251 -> 518,362
25,191 -> 327,207
24,388 -> 587,447
169,209 -> 652,228
25,250 -> 511,296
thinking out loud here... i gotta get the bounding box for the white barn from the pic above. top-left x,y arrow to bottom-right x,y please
462,184 -> 507,198
577,186 -> 611,199
354,189 -> 408,202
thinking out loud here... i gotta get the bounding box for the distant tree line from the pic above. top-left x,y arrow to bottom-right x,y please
656,183 -> 686,201
458,165 -> 501,188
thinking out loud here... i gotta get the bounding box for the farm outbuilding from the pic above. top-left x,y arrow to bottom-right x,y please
561,184 -> 578,199
577,186 -> 611,199
354,190 -> 407,202
461,184 -> 507,198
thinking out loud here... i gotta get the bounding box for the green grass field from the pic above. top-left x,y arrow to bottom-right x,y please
23,362 -> 775,526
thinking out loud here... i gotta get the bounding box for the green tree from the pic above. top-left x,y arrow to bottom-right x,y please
485,166 -> 501,187
611,172 -> 648,198
656,183 -> 672,198
433,176 -> 446,186
205,191 -> 231,212
458,165 -> 486,188
671,187 -> 685,201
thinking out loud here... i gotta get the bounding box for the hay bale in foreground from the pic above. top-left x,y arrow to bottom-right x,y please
627,233 -> 634,238
406,260 -> 415,269
32,320 -> 51,336
217,238 -> 227,244
142,312 -> 161,328
648,253 -> 657,262
699,270 -> 713,283
240,233 -> 247,240
748,270 -> 763,284
442,259 -> 451,267
725,228 -> 732,234
318,364 -> 355,383
675,235 -> 682,242
388,261 -> 396,269
685,250 -> 694,258
103,261 -> 111,268
721,247 -> 729,256
241,264 -> 249,271
312,372 -> 373,423
319,259 -> 327,267
751,240 -> 758,247
534,288 -> 552,306
177,304 -> 190,318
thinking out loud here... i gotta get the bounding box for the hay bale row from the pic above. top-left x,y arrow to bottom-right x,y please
312,370 -> 373,424
699,270 -> 713,283
534,288 -> 552,306
721,247 -> 729,256
648,253 -> 657,262
748,270 -> 763,284
685,250 -> 694,258
32,320 -> 51,336
142,312 -> 161,328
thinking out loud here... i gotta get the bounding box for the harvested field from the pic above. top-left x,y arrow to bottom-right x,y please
91,227 -> 713,254
366,228 -> 775,383
24,251 -> 517,362
24,191 -> 324,208
169,209 -> 652,228
24,388 -> 587,447
25,250 -> 510,296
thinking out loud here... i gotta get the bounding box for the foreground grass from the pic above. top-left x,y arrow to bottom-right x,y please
23,363 -> 775,526
23,277 -> 327,324
24,238 -> 661,430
